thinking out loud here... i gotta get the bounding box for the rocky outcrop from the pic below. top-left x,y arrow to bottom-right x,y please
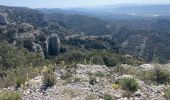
41,39 -> 49,58
139,64 -> 155,71
0,13 -> 7,25
47,34 -> 60,56
32,43 -> 44,58
19,64 -> 168,100
22,40 -> 45,57
16,33 -> 61,57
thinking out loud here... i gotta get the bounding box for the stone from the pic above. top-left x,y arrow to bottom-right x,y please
24,89 -> 31,95
134,90 -> 142,97
115,74 -> 134,80
139,64 -> 155,71
114,93 -> 122,99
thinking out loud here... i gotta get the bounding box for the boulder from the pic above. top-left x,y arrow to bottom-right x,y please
114,93 -> 122,99
134,90 -> 142,97
47,34 -> 60,56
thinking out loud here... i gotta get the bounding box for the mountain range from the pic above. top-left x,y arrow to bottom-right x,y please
38,4 -> 170,19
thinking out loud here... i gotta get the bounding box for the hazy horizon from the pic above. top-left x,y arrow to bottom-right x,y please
1,0 -> 170,8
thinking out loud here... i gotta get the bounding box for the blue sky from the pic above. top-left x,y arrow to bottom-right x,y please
1,0 -> 170,8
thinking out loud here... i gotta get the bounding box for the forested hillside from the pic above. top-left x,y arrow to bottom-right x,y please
40,7 -> 170,63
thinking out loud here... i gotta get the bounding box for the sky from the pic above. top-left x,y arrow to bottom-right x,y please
0,0 -> 170,8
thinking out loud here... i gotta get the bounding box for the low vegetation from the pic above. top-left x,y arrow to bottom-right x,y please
103,94 -> 113,100
89,76 -> 98,85
56,49 -> 143,67
0,41 -> 50,88
112,83 -> 119,90
164,90 -> 170,100
0,91 -> 21,100
141,66 -> 170,84
43,67 -> 56,88
85,95 -> 96,100
120,78 -> 139,92
151,67 -> 170,84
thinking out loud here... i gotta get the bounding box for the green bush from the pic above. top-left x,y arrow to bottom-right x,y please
152,67 -> 170,84
0,41 -> 45,70
0,41 -> 48,88
43,69 -> 56,88
143,67 -> 170,84
92,55 -> 105,65
15,77 -> 22,88
0,91 -> 21,100
56,49 -> 143,67
121,78 -> 138,92
164,90 -> 170,100
104,94 -> 113,100
103,56 -> 117,67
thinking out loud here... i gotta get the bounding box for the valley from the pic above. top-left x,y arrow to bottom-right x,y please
0,4 -> 170,100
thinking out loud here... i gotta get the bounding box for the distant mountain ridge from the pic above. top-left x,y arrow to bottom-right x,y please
38,4 -> 170,19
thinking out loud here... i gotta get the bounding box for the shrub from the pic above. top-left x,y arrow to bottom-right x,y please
103,94 -> 113,100
15,77 -> 22,88
121,78 -> 138,92
92,55 -> 105,65
56,49 -> 143,67
43,69 -> 56,88
142,67 -> 170,84
164,90 -> 170,100
152,67 -> 170,84
112,83 -> 119,89
0,41 -> 46,69
0,91 -> 21,100
0,41 -> 47,88
89,76 -> 97,85
103,56 -> 117,67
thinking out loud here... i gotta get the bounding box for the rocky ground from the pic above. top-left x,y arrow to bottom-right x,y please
2,64 -> 170,100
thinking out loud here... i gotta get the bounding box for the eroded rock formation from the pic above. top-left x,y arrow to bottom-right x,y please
0,13 -> 7,25
47,34 -> 60,56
